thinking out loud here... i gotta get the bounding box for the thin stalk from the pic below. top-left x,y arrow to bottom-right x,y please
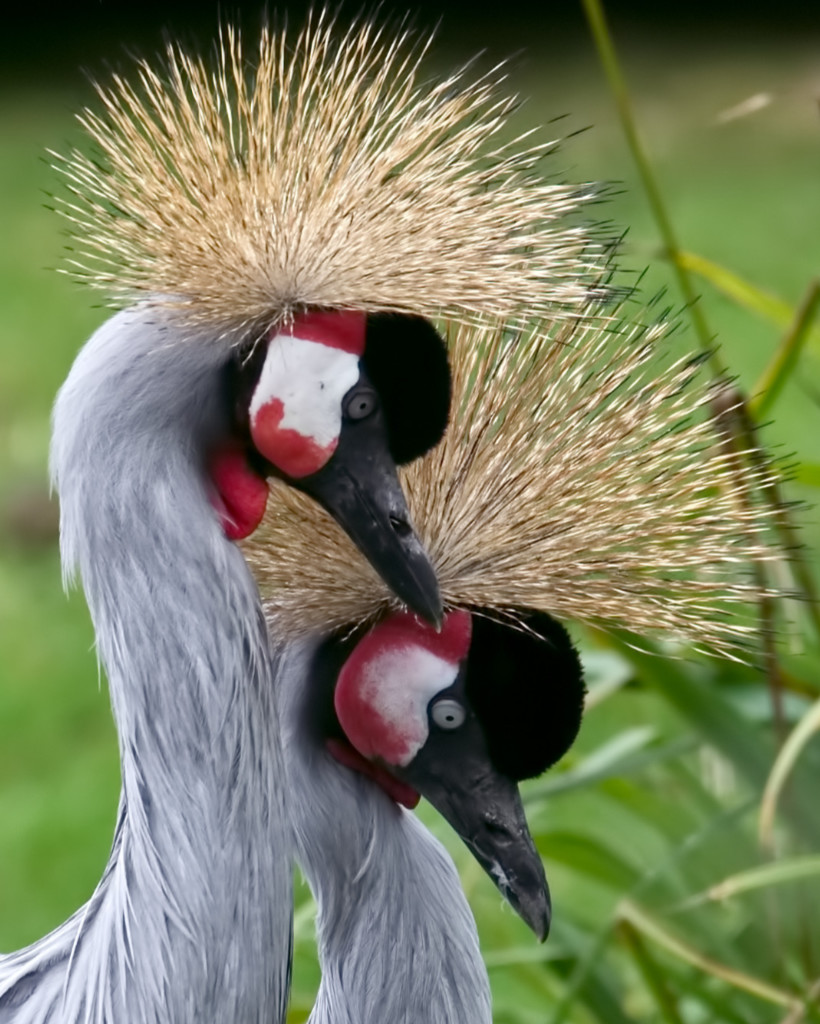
580,0 -> 719,368
618,899 -> 803,1011
752,279 -> 820,419
733,399 -> 820,639
582,0 -> 820,646
696,856 -> 820,904
778,978 -> 820,1024
760,695 -> 820,847
710,384 -> 789,731
545,923 -> 615,1024
617,920 -> 685,1024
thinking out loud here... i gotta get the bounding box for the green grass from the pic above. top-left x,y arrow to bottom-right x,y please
2,23 -> 820,1023
0,90 -> 117,946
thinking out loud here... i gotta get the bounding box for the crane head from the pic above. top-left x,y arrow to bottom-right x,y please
326,608 -> 587,942
214,310 -> 450,626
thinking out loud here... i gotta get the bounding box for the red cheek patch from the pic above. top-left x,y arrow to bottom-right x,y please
252,397 -> 338,479
334,678 -> 422,766
209,442 -> 270,540
334,611 -> 473,769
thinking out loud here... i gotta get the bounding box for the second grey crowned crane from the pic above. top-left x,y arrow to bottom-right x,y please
247,309 -> 787,1019
277,607 -> 584,1024
1,15 -> 604,1024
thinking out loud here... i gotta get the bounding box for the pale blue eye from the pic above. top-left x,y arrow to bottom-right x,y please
431,699 -> 465,730
344,388 -> 378,420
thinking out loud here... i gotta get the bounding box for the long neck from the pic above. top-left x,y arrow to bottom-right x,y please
0,308 -> 291,1024
278,640 -> 491,1024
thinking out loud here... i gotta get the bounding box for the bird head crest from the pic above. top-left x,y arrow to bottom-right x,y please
51,12 -> 607,342
245,306 -> 787,661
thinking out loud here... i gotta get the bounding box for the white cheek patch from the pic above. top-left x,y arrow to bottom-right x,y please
249,333 -> 361,476
358,645 -> 459,767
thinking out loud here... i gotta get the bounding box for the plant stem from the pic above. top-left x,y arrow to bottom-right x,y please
618,920 -> 685,1024
618,899 -> 803,1011
760,695 -> 820,846
727,396 -> 820,640
580,0 -> 719,369
752,279 -> 820,419
581,0 -> 820,644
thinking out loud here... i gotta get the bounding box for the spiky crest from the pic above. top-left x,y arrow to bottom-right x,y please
245,308 -> 787,660
50,12 -> 604,340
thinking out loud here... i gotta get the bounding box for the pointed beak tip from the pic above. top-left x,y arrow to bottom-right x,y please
406,604 -> 442,631
535,909 -> 551,944
413,591 -> 443,631
298,460 -> 443,621
517,890 -> 551,943
427,776 -> 552,947
394,557 -> 443,629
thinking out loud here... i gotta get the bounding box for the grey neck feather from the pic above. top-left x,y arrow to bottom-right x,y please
277,639 -> 492,1024
0,307 -> 292,1024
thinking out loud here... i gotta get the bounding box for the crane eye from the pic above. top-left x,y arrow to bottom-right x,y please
431,699 -> 466,730
344,387 -> 379,421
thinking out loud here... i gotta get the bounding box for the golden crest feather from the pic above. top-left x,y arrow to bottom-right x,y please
245,308 -> 786,660
51,12 -> 605,338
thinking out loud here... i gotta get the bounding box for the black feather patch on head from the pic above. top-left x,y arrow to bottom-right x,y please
465,611 -> 586,782
362,313 -> 451,465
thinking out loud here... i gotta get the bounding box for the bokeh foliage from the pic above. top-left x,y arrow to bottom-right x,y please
1,8 -> 820,1023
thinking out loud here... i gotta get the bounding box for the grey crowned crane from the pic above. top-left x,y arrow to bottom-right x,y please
246,309 -> 787,1022
272,608 -> 584,1024
0,16 -> 604,1024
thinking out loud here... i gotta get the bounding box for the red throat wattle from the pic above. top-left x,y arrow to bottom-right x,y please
209,442 -> 270,540
326,738 -> 420,809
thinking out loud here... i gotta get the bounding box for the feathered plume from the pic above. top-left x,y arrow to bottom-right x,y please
245,308 -> 786,660
51,11 -> 604,338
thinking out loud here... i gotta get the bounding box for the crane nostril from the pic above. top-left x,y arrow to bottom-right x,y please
483,819 -> 513,843
389,515 -> 413,539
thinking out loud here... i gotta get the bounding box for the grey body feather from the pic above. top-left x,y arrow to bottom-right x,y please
0,307 -> 292,1023
277,641 -> 492,1024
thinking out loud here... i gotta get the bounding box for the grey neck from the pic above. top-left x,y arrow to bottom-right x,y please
278,639 -> 492,1024
0,307 -> 291,1024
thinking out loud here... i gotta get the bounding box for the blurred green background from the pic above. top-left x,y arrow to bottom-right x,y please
2,4 -> 820,1022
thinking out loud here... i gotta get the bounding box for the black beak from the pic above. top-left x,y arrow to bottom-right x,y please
295,422 -> 443,628
399,749 -> 551,940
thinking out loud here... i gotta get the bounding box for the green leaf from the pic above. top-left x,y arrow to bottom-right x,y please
537,832 -> 642,891
609,637 -> 820,848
